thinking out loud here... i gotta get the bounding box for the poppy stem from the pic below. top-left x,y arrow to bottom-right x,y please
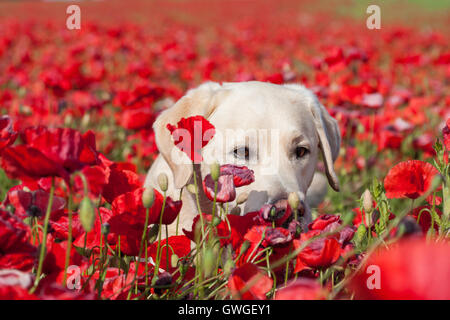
152,192 -> 167,287
30,177 -> 55,294
129,206 -> 150,298
62,184 -> 74,287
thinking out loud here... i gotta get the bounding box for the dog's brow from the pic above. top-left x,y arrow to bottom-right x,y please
291,134 -> 306,145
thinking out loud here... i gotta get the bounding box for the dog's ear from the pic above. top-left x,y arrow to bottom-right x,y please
309,100 -> 341,191
153,82 -> 223,189
284,84 -> 341,191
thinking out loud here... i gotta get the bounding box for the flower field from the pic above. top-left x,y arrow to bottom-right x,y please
0,0 -> 449,300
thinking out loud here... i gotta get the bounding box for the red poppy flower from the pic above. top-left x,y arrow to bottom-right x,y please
166,115 -> 215,163
0,115 -> 17,151
384,160 -> 440,199
101,157 -> 141,204
219,164 -> 255,187
5,188 -> 66,220
293,230 -> 341,273
22,127 -> 98,173
0,209 -> 37,272
228,263 -> 273,300
275,278 -> 325,300
350,239 -> 450,299
183,212 -> 258,249
308,214 -> 341,231
73,165 -> 108,198
257,200 -> 292,227
118,106 -> 156,130
73,207 -> 116,253
1,145 -> 69,181
409,206 -> 442,233
1,127 -> 99,182
202,174 -> 236,203
0,270 -> 37,300
148,235 -> 191,272
110,188 -> 182,228
443,118 -> 450,151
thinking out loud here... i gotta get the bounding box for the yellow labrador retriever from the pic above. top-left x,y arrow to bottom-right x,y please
144,81 -> 340,235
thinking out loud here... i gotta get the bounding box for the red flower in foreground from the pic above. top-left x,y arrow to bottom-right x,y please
0,115 -> 17,151
443,118 -> 450,151
148,235 -> 191,272
110,188 -> 182,227
0,209 -> 37,271
384,160 -> 439,199
293,230 -> 341,273
22,127 -> 98,173
228,263 -> 273,300
0,270 -> 38,300
219,164 -> 255,187
202,174 -> 236,203
5,188 -> 66,220
166,115 -> 215,163
1,127 -> 99,182
275,278 -> 325,300
350,239 -> 450,299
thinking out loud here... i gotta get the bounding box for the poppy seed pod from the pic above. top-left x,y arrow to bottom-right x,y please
79,197 -> 95,232
158,173 -> 168,192
142,187 -> 155,208
210,162 -> 220,182
288,192 -> 300,210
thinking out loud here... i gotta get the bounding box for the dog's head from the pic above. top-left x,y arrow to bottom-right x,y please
153,81 -> 340,217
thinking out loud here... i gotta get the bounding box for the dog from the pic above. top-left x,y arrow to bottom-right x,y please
144,81 -> 340,236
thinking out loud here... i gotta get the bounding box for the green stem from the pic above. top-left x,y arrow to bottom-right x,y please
152,192 -> 167,286
30,177 -> 55,293
62,186 -> 74,286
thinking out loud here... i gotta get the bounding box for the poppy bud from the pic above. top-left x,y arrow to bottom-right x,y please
101,222 -> 110,236
355,224 -> 367,244
362,189 -> 373,213
288,192 -> 300,210
236,192 -> 249,205
171,254 -> 179,269
210,162 -> 220,182
186,183 -> 198,194
158,173 -> 168,192
142,188 -> 155,209
212,216 -> 222,227
79,197 -> 95,232
223,259 -> 236,277
240,240 -> 251,255
203,248 -> 215,278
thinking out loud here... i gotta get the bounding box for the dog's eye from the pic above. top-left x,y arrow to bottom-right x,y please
233,147 -> 250,160
295,146 -> 309,159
